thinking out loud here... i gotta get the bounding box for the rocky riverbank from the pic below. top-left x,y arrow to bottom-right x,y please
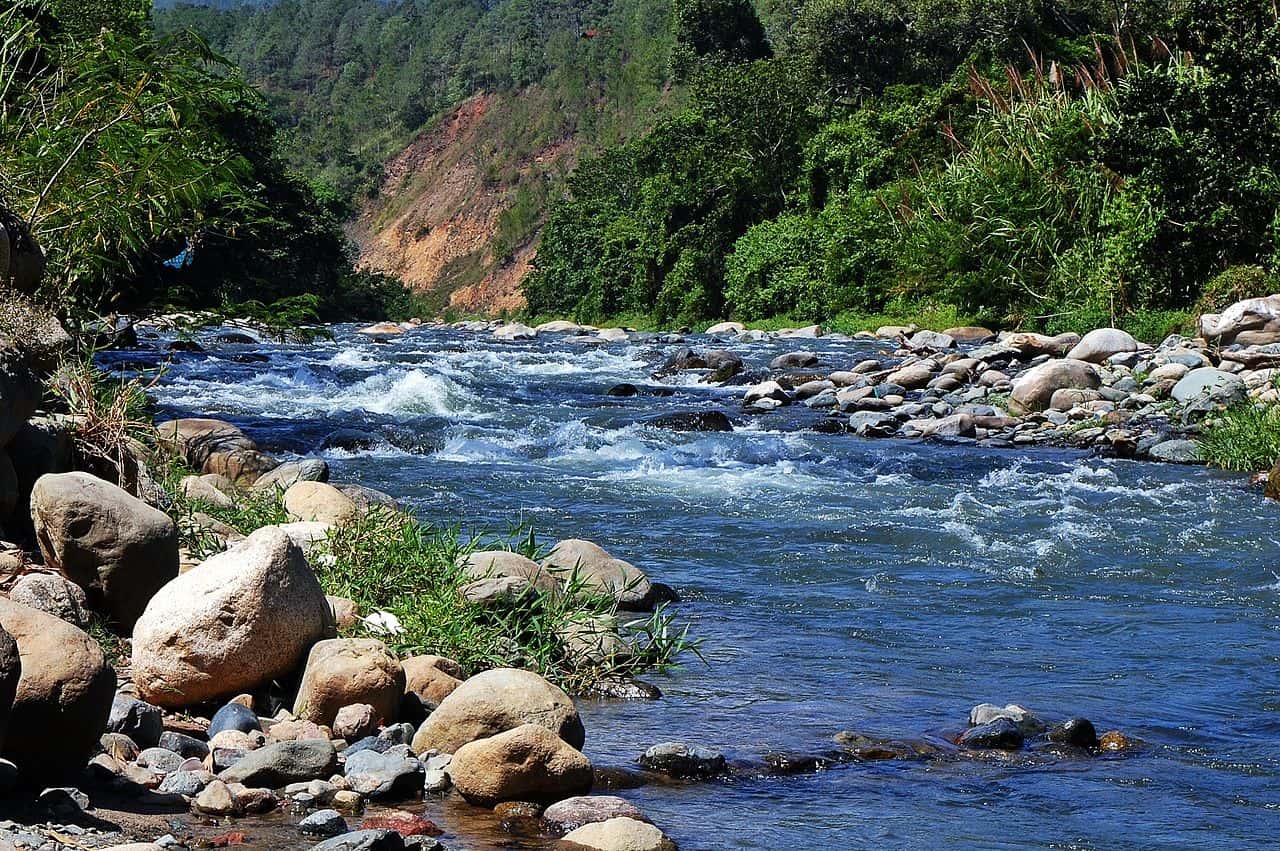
410,294 -> 1280,479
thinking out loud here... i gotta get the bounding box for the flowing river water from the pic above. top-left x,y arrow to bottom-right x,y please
106,324 -> 1280,849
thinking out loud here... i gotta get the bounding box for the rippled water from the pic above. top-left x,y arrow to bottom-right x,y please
110,325 -> 1280,849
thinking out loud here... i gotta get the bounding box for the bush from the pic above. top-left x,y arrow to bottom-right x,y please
1197,402 -> 1280,472
1195,265 -> 1276,314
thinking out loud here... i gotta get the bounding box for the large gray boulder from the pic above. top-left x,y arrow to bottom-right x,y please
0,598 -> 114,782
410,668 -> 584,754
31,472 -> 179,629
218,739 -> 338,787
1171,368 -> 1247,409
541,540 -> 655,610
1008,360 -> 1100,414
131,527 -> 331,708
449,723 -> 592,807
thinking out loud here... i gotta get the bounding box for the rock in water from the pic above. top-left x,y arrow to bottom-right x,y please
646,411 -> 733,432
132,527 -> 331,708
638,742 -> 725,778
1048,717 -> 1099,748
308,829 -> 406,851
561,817 -> 677,850
30,472 -> 179,629
219,739 -> 338,787
0,599 -> 115,782
449,723 -> 592,807
543,795 -> 648,832
293,638 -> 405,728
958,717 -> 1025,750
411,668 -> 584,754
541,539 -> 656,611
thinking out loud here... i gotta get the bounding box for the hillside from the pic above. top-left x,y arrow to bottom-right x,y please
156,0 -> 678,314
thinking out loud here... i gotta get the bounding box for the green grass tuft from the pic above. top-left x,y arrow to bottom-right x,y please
1197,403 -> 1280,471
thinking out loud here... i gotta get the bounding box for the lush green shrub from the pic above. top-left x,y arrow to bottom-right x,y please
1197,403 -> 1280,472
1196,266 -> 1276,314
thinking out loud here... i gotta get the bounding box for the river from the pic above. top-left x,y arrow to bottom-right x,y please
105,323 -> 1280,849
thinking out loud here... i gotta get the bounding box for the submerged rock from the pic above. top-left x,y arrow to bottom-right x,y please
1047,718 -> 1098,749
647,411 -> 733,432
958,717 -> 1024,750
638,742 -> 726,778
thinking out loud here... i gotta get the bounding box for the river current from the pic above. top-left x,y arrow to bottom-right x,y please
108,324 -> 1280,849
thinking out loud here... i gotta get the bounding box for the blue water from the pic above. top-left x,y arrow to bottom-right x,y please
112,324 -> 1280,849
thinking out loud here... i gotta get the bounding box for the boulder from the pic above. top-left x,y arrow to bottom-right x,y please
958,717 -> 1024,750
7,417 -> 73,523
132,527 -> 331,707
309,829 -> 406,851
768,351 -> 818,370
293,638 -> 404,728
343,748 -> 424,799
1008,360 -> 1100,414
742,381 -> 790,406
906,330 -> 955,351
357,323 -> 405,337
886,361 -> 935,390
646,411 -> 733,432
156,418 -> 255,470
179,474 -> 234,508
209,701 -> 263,737
560,817 -> 676,851
459,551 -> 559,594
1048,717 -> 1099,748
203,448 -> 278,486
328,596 -> 360,629
704,321 -> 745,336
537,321 -> 589,334
411,668 -> 584,754
968,703 -> 1044,736
8,573 -> 90,628
1067,328 -> 1139,363
0,599 -> 114,781
219,739 -> 338,787
449,723 -> 592,807
253,459 -> 330,492
494,322 -> 538,341
30,472 -> 179,629
543,795 -> 647,833
1148,439 -> 1200,464
333,704 -> 380,741
285,481 -> 361,526
942,326 -> 996,343
541,539 -> 655,610
1005,332 -> 1079,358
401,655 -> 464,708
1198,295 -> 1280,343
1171,368 -> 1247,407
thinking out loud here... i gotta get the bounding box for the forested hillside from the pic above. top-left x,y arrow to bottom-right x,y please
156,0 -> 1280,334
528,0 -> 1280,335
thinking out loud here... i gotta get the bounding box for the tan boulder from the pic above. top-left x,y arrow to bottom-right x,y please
203,448 -> 278,487
0,599 -> 115,781
0,623 -> 17,750
131,527 -> 331,708
411,668 -> 584,754
1008,360 -> 1101,414
327,595 -> 360,629
401,655 -> 464,707
31,472 -> 179,629
156,418 -> 255,469
293,638 -> 404,727
560,817 -> 677,850
284,481 -> 360,526
179,474 -> 234,508
459,551 -> 559,593
942,326 -> 996,343
450,723 -> 592,807
541,540 -> 655,610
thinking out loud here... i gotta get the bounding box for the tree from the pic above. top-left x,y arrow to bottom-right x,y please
671,0 -> 771,79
